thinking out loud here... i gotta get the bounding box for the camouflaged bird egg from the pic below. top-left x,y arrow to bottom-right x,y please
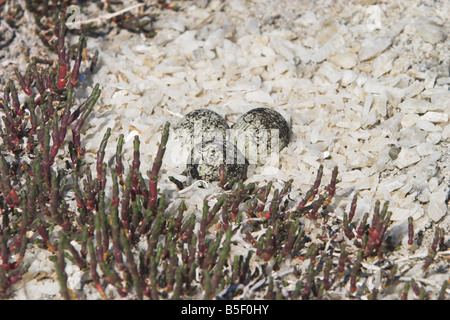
174,109 -> 229,152
230,108 -> 290,166
187,139 -> 248,182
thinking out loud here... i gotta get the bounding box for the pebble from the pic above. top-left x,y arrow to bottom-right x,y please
389,147 -> 401,160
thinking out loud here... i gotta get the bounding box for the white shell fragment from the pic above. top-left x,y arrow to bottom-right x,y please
416,17 -> 447,44
359,36 -> 392,61
427,182 -> 449,222
394,148 -> 421,169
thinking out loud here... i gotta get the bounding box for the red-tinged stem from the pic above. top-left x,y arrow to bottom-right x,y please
115,134 -> 124,182
0,152 -> 19,208
349,260 -> 361,294
148,122 -> 170,210
120,228 -> 143,299
110,169 -> 124,269
6,188 -> 20,209
438,281 -> 448,300
302,263 -> 315,299
0,229 -> 10,272
71,37 -> 85,86
6,80 -> 21,115
343,211 -> 354,240
210,227 -> 232,296
218,163 -> 226,188
147,194 -> 166,254
324,166 -> 338,206
87,238 -> 107,299
14,67 -> 33,95
401,282 -> 410,300
98,190 -> 109,261
337,244 -> 348,277
58,85 -> 73,145
131,135 -> 141,197
267,188 -> 280,219
298,165 -> 323,210
220,198 -> 229,232
262,227 -> 275,261
431,227 -> 442,253
36,219 -> 54,251
72,84 -> 101,156
356,212 -> 369,239
410,278 -> 420,297
56,12 -> 67,90
49,108 -> 60,163
99,261 -> 127,298
256,182 -> 272,217
55,236 -> 71,300
41,123 -> 51,190
25,174 -> 37,223
282,221 -> 299,256
10,204 -> 28,259
62,236 -> 86,270
349,193 -> 357,222
120,173 -> 132,232
323,259 -> 333,290
31,63 -> 45,94
83,171 -> 98,211
97,128 -> 111,190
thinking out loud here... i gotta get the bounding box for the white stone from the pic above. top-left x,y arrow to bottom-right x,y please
417,187 -> 431,203
415,119 -> 440,132
427,183 -> 449,222
428,177 -> 440,193
341,70 -> 357,86
330,52 -> 358,69
421,112 -> 448,123
436,77 -> 450,86
442,124 -> 450,140
245,90 -> 274,104
390,204 -> 424,221
34,279 -> 60,296
372,50 -> 398,78
395,148 -> 421,169
416,142 -> 434,156
416,17 -> 447,44
66,265 -> 83,290
312,30 -> 345,63
399,98 -> 441,113
426,132 -> 442,144
378,178 -> 405,200
359,36 -> 392,61
401,114 -> 418,128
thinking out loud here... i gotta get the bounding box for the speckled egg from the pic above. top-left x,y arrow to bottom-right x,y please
230,108 -> 290,165
174,109 -> 229,152
187,140 -> 248,182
